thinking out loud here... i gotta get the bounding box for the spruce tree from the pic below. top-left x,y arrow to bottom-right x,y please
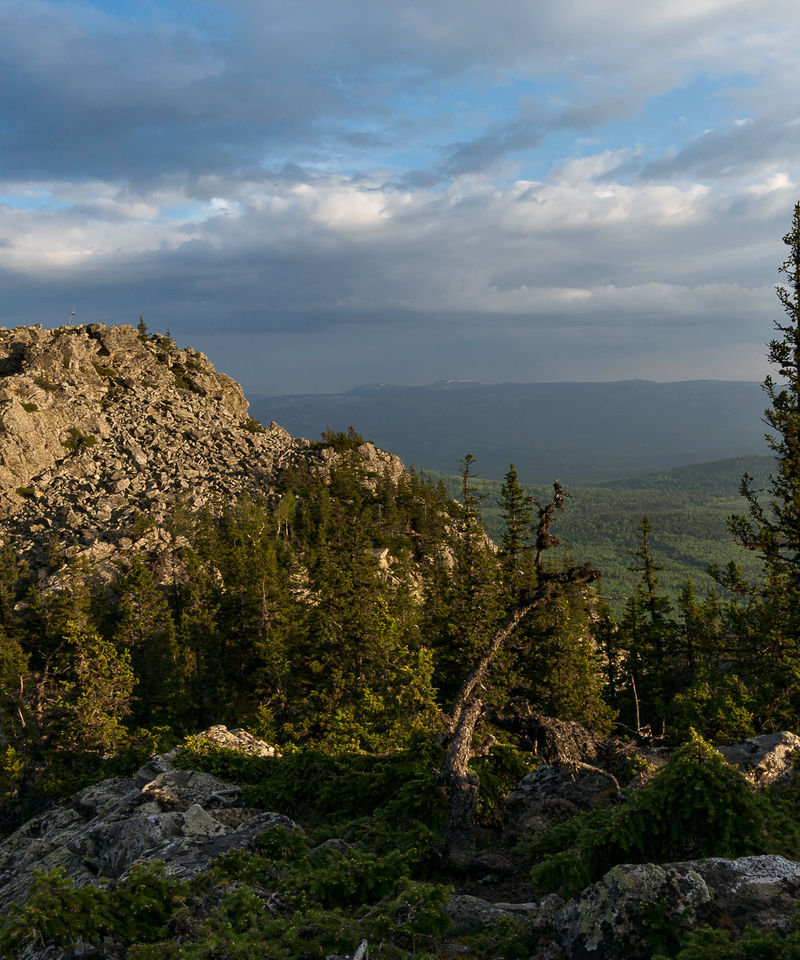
725,202 -> 800,726
497,463 -> 533,594
731,202 -> 800,587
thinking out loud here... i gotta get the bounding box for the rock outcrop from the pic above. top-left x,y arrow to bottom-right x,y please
718,730 -> 800,788
0,727 -> 293,910
0,323 -> 404,578
554,855 -> 800,960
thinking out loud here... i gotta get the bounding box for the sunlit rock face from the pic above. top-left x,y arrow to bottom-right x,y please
0,323 -> 404,580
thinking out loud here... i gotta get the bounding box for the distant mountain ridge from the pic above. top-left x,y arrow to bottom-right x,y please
250,379 -> 769,483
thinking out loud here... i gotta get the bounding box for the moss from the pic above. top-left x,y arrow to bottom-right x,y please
20,402 -> 37,413
15,487 -> 34,499
33,374 -> 59,392
91,361 -> 115,377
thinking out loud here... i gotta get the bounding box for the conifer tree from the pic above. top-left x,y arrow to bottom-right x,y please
497,463 -> 533,594
721,202 -> 800,727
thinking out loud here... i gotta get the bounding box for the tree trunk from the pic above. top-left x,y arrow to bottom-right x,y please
439,697 -> 483,853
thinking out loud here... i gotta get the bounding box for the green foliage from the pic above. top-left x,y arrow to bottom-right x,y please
470,740 -> 537,825
15,487 -> 34,498
312,425 -> 365,451
91,360 -> 115,377
61,426 -> 97,451
497,462 -> 534,595
20,401 -> 37,413
656,925 -> 800,959
46,624 -> 135,758
466,914 -> 529,960
0,862 -> 185,956
0,824 -> 450,960
33,374 -> 58,391
177,736 -> 448,833
528,733 -> 774,898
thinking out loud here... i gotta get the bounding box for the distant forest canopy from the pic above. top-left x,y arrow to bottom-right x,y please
429,454 -> 774,607
250,379 -> 768,484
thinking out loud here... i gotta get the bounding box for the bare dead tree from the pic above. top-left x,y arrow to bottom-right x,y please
438,481 -> 600,853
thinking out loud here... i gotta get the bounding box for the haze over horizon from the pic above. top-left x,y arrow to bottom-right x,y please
2,1 -> 799,394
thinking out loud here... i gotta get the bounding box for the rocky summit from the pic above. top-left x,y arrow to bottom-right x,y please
0,323 -> 399,579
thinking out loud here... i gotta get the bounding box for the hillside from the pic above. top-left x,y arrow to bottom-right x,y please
250,379 -> 769,483
0,324 -> 400,581
4,324 -> 800,960
431,455 -> 773,605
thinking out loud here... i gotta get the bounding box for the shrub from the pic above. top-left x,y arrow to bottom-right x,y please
243,417 -> 265,434
528,732 -> 778,898
311,426 -> 366,452
33,374 -> 58,392
61,427 -> 97,452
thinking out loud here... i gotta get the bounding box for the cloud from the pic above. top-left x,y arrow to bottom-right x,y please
1,0 -> 800,393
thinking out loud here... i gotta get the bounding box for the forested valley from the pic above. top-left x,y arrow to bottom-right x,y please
5,209 -> 800,958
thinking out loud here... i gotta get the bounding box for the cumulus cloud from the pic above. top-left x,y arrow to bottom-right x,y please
1,0 -> 799,391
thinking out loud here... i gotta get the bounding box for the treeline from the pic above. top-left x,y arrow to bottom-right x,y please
431,455 -> 772,605
0,422 -> 794,830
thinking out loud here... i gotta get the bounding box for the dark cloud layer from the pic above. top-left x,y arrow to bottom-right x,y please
0,0 -> 798,392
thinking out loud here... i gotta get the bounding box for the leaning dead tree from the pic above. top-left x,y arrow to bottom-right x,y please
438,481 -> 600,853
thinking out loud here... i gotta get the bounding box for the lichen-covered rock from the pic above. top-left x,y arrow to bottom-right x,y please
445,894 -> 526,936
505,764 -> 615,841
196,724 -> 279,757
0,735 -> 298,909
719,731 -> 800,787
554,855 -> 800,960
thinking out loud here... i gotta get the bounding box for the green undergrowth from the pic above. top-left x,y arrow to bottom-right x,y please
0,833 -> 453,960
526,733 -> 800,899
655,924 -> 800,959
0,739 -> 462,959
176,733 -> 448,832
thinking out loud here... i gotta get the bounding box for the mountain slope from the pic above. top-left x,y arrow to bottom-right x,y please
250,379 -> 768,483
0,324 -> 304,575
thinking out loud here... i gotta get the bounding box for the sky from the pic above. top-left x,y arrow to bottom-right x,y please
1,0 -> 799,395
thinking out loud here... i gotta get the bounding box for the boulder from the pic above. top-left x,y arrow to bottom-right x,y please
445,894 -> 526,936
196,724 -> 279,757
505,764 -> 616,840
719,731 -> 800,787
0,746 -> 298,909
554,855 -> 800,960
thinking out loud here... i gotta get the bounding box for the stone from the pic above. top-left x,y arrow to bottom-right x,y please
554,855 -> 800,960
0,324 -> 407,582
0,754 -> 299,908
196,724 -> 279,757
181,803 -> 227,837
718,730 -> 800,787
445,894 -> 515,936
